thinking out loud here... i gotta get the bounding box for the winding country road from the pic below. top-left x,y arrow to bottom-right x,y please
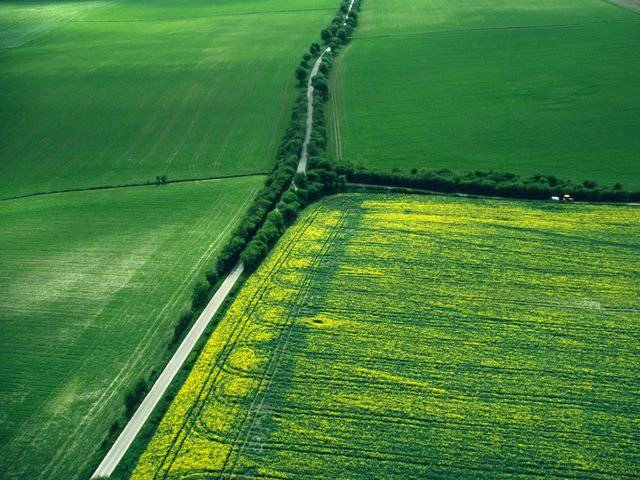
297,46 -> 332,174
91,46 -> 330,480
91,262 -> 243,478
298,0 -> 356,174
92,8 -> 356,476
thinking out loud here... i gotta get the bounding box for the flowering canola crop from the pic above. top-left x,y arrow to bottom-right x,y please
132,193 -> 640,479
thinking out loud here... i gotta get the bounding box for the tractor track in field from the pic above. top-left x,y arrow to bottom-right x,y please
603,0 -> 640,13
219,211 -> 348,479
40,188 -> 257,480
90,262 -> 245,478
150,205 -> 330,479
329,44 -> 350,163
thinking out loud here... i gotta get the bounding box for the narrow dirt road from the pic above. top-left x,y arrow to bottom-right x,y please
93,7 -> 357,477
297,46 -> 331,174
344,0 -> 356,24
90,262 -> 244,479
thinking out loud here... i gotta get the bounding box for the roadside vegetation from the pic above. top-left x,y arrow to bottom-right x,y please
130,193 -> 640,479
0,0 -> 350,477
208,0 -> 361,280
339,163 -> 640,202
117,3 -> 638,479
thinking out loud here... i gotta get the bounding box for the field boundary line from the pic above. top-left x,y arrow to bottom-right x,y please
0,172 -> 268,203
90,262 -> 244,479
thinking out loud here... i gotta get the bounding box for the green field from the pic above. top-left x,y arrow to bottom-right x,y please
132,193 -> 640,479
0,0 -> 336,199
0,177 -> 263,480
0,0 -> 339,477
329,0 -> 640,188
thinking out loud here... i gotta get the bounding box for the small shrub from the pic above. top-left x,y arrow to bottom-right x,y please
191,282 -> 209,311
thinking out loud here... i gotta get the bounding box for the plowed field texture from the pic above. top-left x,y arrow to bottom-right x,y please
328,0 -> 640,188
0,0 -> 336,199
132,193 -> 640,479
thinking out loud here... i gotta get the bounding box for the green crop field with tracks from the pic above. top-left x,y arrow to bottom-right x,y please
328,0 -> 640,188
131,193 -> 640,479
0,0 -> 338,477
0,0 -> 336,199
0,177 -> 264,480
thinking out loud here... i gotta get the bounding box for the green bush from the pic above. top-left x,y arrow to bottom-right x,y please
240,239 -> 268,272
337,162 -> 634,203
191,282 -> 209,310
172,311 -> 194,345
124,379 -> 148,416
205,270 -> 218,288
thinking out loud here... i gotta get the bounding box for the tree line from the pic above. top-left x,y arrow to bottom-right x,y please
102,0 -> 362,459
337,163 -> 640,203
211,0 -> 359,275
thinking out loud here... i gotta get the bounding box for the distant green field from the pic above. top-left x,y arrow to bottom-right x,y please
0,176 -> 263,480
329,0 -> 640,188
132,193 -> 640,479
0,0 -> 336,199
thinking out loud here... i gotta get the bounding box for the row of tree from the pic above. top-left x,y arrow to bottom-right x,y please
159,0 -> 360,376
209,0 -> 359,275
336,163 -> 640,203
237,2 -> 359,272
100,0 -> 361,472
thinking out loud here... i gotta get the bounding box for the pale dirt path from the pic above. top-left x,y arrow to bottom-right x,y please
93,6 -> 357,476
90,262 -> 244,479
297,46 -> 332,174
344,0 -> 356,24
297,0 -> 356,174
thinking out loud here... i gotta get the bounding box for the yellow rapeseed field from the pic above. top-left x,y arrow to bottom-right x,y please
133,193 -> 640,479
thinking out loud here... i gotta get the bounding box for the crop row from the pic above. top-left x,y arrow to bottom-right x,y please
131,193 -> 640,479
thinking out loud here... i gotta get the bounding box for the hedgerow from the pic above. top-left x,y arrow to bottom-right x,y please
337,162 -> 640,203
107,0 -> 361,451
92,2 -> 363,477
223,0 -> 359,273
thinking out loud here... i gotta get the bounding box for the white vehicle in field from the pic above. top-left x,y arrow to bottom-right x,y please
550,194 -> 574,202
